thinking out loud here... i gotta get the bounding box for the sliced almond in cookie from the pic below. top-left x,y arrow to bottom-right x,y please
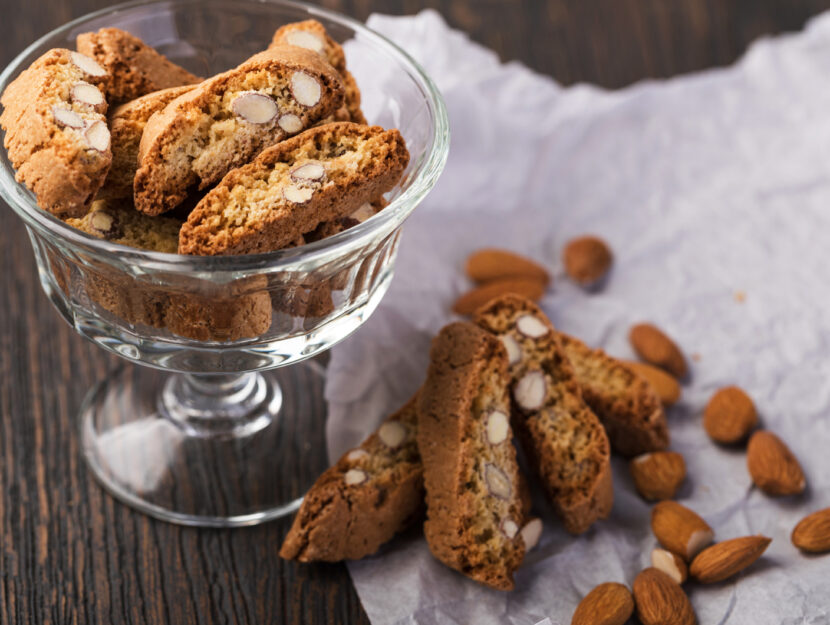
84,121 -> 111,152
418,322 -> 527,590
474,295 -> 613,535
71,82 -> 105,110
280,394 -> 423,562
179,123 -> 408,255
231,91 -> 278,124
135,46 -> 344,216
70,51 -> 107,78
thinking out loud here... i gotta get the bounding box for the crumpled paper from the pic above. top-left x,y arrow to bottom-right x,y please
326,9 -> 830,624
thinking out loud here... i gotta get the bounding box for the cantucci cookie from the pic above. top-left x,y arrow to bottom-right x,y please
474,295 -> 613,535
558,334 -> 670,457
178,123 -> 408,255
0,48 -> 111,217
62,198 -> 271,340
64,198 -> 183,253
99,85 -> 195,200
418,322 -> 527,591
280,394 -> 423,561
76,28 -> 201,103
270,19 -> 366,124
134,46 -> 344,216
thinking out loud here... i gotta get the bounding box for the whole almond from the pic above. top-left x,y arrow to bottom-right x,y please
624,361 -> 681,406
633,568 -> 696,625
563,235 -> 613,286
689,536 -> 771,583
570,582 -> 634,625
651,548 -> 688,584
703,386 -> 757,444
630,451 -> 686,500
791,507 -> 830,553
465,248 -> 550,285
651,501 -> 714,561
629,323 -> 687,379
452,277 -> 545,315
746,430 -> 806,496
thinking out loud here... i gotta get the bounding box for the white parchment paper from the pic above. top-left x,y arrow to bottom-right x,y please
327,10 -> 830,624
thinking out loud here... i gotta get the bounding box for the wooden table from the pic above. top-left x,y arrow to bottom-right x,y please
2,1 -> 829,622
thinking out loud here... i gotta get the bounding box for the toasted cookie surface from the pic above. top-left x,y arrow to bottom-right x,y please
100,85 -> 195,200
418,322 -> 526,591
474,295 -> 613,535
134,46 -> 344,216
76,27 -> 201,103
178,123 -> 408,255
0,48 -> 111,217
280,394 -> 423,562
559,334 -> 669,457
270,19 -> 366,124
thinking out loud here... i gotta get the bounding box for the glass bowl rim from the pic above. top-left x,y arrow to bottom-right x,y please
0,0 -> 449,273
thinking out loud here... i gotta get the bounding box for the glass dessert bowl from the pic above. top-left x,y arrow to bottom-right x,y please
0,0 -> 448,526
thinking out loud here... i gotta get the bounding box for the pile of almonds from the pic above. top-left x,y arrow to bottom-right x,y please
452,240 -> 830,624
453,235 -> 614,315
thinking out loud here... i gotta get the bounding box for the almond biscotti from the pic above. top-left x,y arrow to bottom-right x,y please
280,394 -> 423,561
63,198 -> 271,340
473,295 -> 613,535
64,197 -> 183,252
134,46 -> 344,216
418,322 -> 527,591
558,334 -> 670,457
0,49 -> 111,217
99,85 -> 195,200
270,19 -> 366,124
178,123 -> 408,255
76,27 -> 201,103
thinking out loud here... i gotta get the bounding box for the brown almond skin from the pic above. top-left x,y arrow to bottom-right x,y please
453,277 -> 545,315
689,536 -> 771,583
630,451 -> 686,501
624,361 -> 681,406
703,386 -> 757,444
792,508 -> 830,553
746,430 -> 806,496
651,501 -> 714,561
629,323 -> 688,379
571,582 -> 633,625
465,248 -> 550,285
563,235 -> 613,286
633,568 -> 696,625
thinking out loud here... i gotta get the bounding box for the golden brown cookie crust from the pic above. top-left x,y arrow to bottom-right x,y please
0,48 -> 111,217
280,394 -> 423,562
135,46 -> 344,216
418,322 -> 526,591
559,334 -> 670,457
178,123 -> 408,256
99,85 -> 195,200
76,27 -> 201,103
473,295 -> 613,535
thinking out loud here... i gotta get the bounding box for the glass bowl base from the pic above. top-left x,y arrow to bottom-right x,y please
80,362 -> 329,527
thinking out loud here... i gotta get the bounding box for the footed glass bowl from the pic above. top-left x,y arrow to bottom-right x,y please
0,0 -> 448,526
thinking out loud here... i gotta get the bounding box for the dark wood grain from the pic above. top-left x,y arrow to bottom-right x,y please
3,1 -> 830,623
